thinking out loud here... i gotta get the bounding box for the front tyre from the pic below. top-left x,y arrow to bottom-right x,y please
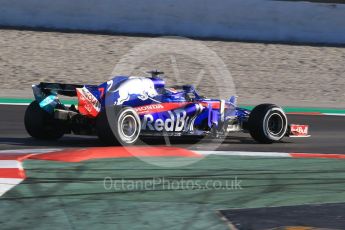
248,104 -> 288,144
96,107 -> 141,146
24,101 -> 65,140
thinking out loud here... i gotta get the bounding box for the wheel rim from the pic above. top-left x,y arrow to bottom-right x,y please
265,112 -> 285,137
120,114 -> 138,140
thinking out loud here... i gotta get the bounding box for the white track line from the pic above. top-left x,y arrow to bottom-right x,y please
0,148 -> 61,154
323,113 -> 345,116
0,160 -> 25,197
0,149 -> 62,197
195,150 -> 345,159
0,102 -> 73,106
0,160 -> 22,169
196,151 -> 291,158
0,178 -> 24,196
0,102 -> 30,106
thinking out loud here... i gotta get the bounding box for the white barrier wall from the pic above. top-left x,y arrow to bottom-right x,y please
0,0 -> 345,44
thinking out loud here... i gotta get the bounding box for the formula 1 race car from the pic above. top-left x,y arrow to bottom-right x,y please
24,71 -> 309,145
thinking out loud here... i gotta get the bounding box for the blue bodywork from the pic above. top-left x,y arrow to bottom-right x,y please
32,75 -> 251,136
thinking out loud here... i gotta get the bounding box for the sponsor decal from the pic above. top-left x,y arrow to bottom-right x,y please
141,104 -> 203,132
77,87 -> 101,117
135,104 -> 164,114
38,95 -> 58,113
107,80 -> 113,91
39,95 -> 55,107
290,124 -> 309,136
142,110 -> 191,132
113,77 -> 158,105
134,102 -> 191,115
98,87 -> 105,98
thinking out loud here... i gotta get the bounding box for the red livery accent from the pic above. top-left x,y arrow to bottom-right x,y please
200,101 -> 220,109
200,101 -> 230,110
77,87 -> 101,117
290,124 -> 309,136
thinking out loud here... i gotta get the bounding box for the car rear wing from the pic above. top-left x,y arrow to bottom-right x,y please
35,82 -> 87,97
32,82 -> 101,114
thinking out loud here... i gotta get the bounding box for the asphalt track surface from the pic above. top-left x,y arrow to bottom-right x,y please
1,104 -> 345,154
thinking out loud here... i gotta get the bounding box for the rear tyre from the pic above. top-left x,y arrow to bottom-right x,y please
248,104 -> 288,144
24,101 -> 65,140
96,107 -> 141,146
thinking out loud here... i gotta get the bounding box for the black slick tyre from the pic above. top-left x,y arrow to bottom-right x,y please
24,101 -> 65,140
248,104 -> 288,144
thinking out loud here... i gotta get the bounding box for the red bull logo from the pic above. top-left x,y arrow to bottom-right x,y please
142,110 -> 188,132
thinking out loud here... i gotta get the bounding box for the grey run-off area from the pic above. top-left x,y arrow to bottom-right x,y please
0,29 -> 344,108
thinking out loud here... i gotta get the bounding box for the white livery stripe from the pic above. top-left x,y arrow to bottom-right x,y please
195,151 -> 291,158
220,100 -> 225,122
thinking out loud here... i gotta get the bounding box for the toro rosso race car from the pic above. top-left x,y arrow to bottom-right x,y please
24,71 -> 309,145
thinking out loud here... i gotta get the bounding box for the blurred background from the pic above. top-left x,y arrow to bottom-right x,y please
0,0 -> 344,107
